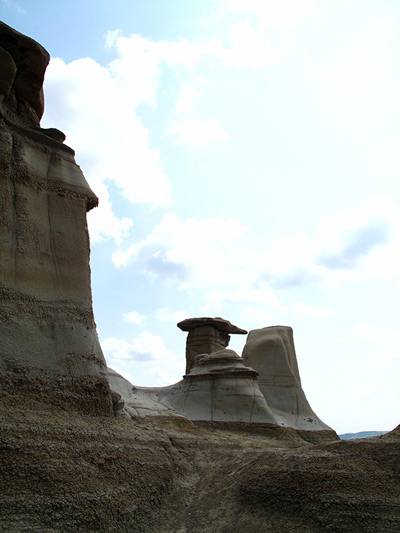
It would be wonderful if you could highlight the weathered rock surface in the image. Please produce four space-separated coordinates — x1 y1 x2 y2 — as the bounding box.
158 349 281 424
242 326 331 431
0 21 111 413
1 394 400 533
0 21 49 127
108 367 182 419
178 317 247 373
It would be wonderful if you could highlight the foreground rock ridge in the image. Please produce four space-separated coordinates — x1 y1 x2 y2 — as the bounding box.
1 23 399 533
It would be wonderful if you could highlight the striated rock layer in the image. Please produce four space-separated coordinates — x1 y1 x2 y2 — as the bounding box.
178 317 247 374
242 325 331 431
1 395 400 533
151 349 279 424
0 21 111 413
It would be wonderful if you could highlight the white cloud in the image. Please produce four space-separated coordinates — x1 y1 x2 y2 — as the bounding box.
107 32 161 107
217 0 317 69
102 331 182 386
309 16 398 143
87 182 132 245
203 288 286 323
168 117 229 150
112 199 400 315
42 10 315 245
315 198 400 286
351 323 396 344
172 82 204 114
368 137 400 180
112 213 249 288
223 0 317 30
44 56 173 206
218 21 287 69
291 301 334 321
42 48 172 245
123 311 146 326
155 308 189 323
103 331 176 363
236 307 274 327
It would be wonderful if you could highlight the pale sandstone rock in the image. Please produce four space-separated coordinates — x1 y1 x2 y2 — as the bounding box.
0 22 111 413
107 367 183 419
110 321 332 430
178 316 247 373
110 350 282 424
242 326 332 431
158 348 280 423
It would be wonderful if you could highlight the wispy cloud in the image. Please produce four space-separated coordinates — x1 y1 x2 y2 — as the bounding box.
291 301 334 321
102 331 181 386
123 311 146 326
318 219 390 270
168 116 229 150
155 308 189 323
112 199 400 316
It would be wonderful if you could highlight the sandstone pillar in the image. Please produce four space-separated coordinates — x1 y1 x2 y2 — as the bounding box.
242 326 332 431
0 22 111 413
177 317 247 374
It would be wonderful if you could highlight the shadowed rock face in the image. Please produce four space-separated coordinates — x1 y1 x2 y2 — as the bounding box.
0 22 111 413
242 326 332 431
178 316 247 373
0 21 49 127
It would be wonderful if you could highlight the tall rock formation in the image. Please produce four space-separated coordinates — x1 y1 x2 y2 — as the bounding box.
0 22 111 413
158 348 280 423
111 318 334 433
178 316 247 374
242 326 331 431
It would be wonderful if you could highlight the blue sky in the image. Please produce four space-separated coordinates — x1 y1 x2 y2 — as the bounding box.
2 0 400 433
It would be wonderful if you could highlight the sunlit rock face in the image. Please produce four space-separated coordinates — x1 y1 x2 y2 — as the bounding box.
0 22 111 413
242 326 332 431
158 349 280 423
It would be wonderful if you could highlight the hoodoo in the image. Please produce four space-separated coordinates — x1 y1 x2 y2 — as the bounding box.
0 21 111 413
177 316 247 373
242 326 332 431
110 316 334 432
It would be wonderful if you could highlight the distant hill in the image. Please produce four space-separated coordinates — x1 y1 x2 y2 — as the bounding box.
339 431 388 440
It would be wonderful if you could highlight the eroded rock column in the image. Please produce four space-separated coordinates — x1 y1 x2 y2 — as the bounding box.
242 326 332 431
177 317 247 374
0 22 111 414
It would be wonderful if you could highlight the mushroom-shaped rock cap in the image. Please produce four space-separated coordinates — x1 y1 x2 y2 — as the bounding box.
177 317 247 334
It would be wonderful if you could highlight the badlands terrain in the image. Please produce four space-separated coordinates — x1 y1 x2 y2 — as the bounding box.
0 21 399 532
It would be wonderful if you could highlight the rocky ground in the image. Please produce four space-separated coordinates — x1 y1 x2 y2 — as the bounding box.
1 392 399 533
